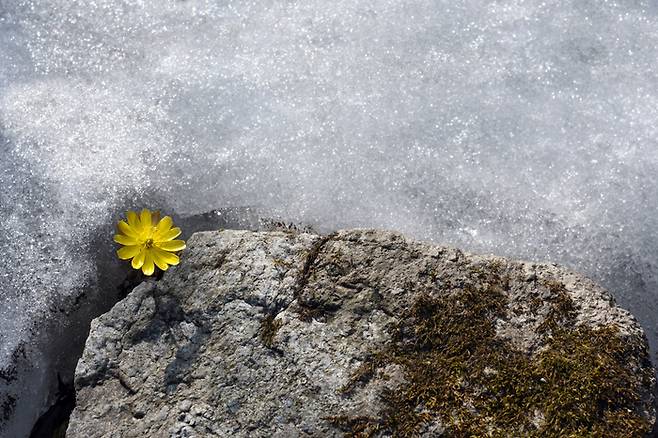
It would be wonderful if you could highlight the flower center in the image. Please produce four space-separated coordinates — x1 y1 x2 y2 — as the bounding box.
145 238 154 248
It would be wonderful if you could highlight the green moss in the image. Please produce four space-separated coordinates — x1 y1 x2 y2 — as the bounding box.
329 268 652 437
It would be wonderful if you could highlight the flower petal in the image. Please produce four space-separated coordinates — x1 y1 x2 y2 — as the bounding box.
155 227 181 242
117 220 137 237
151 248 170 271
140 209 152 228
132 248 145 269
156 240 186 252
126 210 141 229
154 216 173 239
113 234 138 246
142 250 155 276
117 245 141 260
152 247 180 266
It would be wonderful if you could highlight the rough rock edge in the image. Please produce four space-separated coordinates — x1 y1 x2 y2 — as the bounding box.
67 229 657 437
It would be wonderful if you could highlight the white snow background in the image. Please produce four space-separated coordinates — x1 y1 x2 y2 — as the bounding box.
1 0 657 435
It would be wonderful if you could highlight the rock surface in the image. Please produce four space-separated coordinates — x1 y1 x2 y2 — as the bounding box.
67 229 656 437
0 207 269 438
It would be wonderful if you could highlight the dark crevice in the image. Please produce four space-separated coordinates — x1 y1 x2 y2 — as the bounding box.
293 233 338 322
29 374 75 438
293 233 337 298
29 269 145 438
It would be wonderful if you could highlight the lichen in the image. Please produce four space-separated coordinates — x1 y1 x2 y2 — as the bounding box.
329 266 652 437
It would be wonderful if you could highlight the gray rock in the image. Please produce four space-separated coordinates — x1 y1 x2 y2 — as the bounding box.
0 206 266 437
67 229 656 437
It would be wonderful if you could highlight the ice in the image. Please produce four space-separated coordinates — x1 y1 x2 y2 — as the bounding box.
1 0 658 434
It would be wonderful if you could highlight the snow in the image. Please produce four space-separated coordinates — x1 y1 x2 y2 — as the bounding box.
1 0 658 434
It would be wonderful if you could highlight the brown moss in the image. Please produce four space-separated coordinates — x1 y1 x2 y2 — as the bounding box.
295 304 328 323
339 358 382 394
325 415 382 437
259 313 282 349
330 270 652 437
536 279 578 335
272 258 293 269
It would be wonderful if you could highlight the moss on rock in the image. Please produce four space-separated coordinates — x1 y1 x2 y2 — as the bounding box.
259 313 282 349
331 267 653 437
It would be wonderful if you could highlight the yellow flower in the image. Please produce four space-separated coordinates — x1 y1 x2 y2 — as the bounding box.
114 208 186 276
